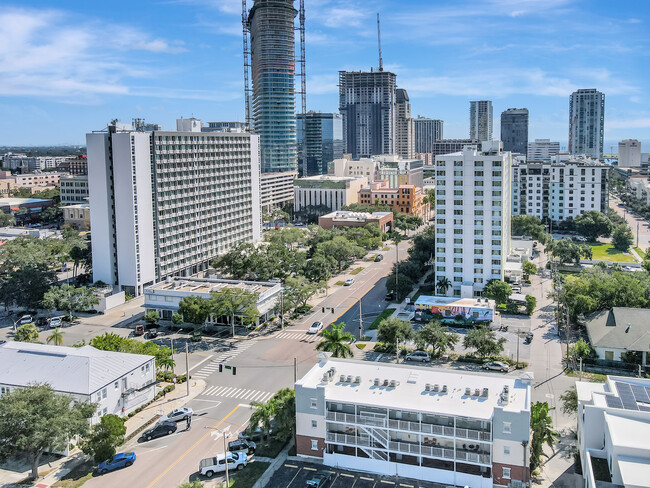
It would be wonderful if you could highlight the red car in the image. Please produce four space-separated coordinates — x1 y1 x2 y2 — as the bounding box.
134 324 145 336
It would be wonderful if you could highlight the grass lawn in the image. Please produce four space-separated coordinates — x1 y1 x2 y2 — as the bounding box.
350 267 365 275
227 461 271 488
355 343 367 350
369 308 395 330
635 247 646 259
254 438 287 459
589 242 635 263
52 461 96 488
335 280 345 286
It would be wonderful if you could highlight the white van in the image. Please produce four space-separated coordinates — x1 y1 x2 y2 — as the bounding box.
199 452 246 478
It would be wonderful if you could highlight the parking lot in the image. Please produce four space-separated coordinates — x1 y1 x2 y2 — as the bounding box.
269 461 456 488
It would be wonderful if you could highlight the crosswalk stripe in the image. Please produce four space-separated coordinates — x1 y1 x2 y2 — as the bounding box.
225 388 240 397
203 386 216 395
212 386 227 396
235 390 248 398
251 391 265 401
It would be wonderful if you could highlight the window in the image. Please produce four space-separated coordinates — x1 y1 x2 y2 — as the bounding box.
311 440 319 451
102 388 107 399
605 351 614 361
114 381 119 390
503 422 511 434
502 467 511 479
310 398 317 409
311 420 317 428
504 446 511 456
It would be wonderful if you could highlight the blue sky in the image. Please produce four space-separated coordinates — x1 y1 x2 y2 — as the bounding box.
0 0 649 150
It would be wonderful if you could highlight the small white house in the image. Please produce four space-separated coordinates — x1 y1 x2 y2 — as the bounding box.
585 308 650 366
0 341 156 425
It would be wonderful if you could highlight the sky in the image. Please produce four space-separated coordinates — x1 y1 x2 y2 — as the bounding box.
0 0 649 150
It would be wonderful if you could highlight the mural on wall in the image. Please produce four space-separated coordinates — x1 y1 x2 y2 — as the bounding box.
414 302 493 323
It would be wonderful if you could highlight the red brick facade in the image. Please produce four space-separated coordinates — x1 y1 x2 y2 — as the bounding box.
296 434 325 457
492 462 529 486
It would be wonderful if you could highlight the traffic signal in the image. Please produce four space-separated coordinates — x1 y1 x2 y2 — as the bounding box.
219 364 223 373
332 307 335 314
322 307 325 313
232 367 237 375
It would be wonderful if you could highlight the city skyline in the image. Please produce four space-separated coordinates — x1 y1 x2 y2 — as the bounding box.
0 0 649 149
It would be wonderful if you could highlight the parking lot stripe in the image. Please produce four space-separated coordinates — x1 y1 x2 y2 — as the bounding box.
284 464 298 468
340 473 354 477
380 481 394 485
400 484 413 487
304 467 317 471
360 477 374 481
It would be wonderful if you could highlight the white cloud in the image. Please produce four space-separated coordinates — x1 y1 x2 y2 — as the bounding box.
608 118 650 129
0 7 189 101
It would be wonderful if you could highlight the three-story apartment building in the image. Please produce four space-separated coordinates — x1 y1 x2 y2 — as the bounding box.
296 359 532 488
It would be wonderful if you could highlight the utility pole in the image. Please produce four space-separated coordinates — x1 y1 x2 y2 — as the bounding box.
395 338 399 364
359 300 363 339
280 291 284 329
293 357 297 383
637 221 640 249
185 342 190 396
516 331 520 369
223 432 230 486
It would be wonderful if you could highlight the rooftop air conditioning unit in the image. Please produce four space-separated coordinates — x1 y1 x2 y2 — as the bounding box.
441 385 448 393
474 388 480 396
374 378 380 386
383 379 389 387
390 379 397 388
425 383 431 391
346 375 353 383
340 375 346 383
433 384 440 392
465 387 471 396
322 373 329 382
482 388 489 397
354 376 361 384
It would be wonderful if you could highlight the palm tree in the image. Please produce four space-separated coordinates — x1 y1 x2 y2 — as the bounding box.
436 277 452 295
530 401 559 471
316 323 355 358
46 327 64 346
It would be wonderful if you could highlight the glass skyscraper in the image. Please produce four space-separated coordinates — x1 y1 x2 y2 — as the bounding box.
500 108 529 155
248 0 297 173
297 112 344 176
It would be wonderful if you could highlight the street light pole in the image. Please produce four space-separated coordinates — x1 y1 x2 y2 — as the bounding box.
185 342 190 396
359 300 363 340
223 432 230 487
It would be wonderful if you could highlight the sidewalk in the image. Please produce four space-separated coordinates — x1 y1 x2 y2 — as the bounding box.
1 379 207 488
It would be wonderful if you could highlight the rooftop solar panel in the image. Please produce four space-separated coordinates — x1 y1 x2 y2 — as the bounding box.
615 382 639 410
631 385 650 404
605 396 624 409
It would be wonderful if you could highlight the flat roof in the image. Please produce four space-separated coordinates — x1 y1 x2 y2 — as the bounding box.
321 211 392 221
618 456 650 488
605 412 650 450
0 198 53 205
297 359 530 420
146 277 279 296
0 342 153 396
414 295 494 309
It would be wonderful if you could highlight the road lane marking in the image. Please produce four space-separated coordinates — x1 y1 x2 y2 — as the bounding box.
137 445 169 455
144 404 240 488
189 355 214 372
192 402 222 413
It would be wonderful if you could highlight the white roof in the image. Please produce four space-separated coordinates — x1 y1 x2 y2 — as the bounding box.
298 359 530 420
0 342 154 396
605 412 650 450
414 295 494 309
618 456 650 488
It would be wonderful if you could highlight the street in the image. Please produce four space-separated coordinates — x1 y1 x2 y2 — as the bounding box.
610 197 650 252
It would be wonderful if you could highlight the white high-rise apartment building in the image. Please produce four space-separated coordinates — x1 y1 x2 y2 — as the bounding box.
569 89 605 159
395 88 415 159
435 142 511 298
470 101 493 142
511 157 609 222
527 139 560 162
88 120 262 296
618 139 641 167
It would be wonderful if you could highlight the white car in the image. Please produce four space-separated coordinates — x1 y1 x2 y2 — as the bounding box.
308 321 323 334
344 278 355 286
199 452 247 478
48 316 63 328
160 407 193 422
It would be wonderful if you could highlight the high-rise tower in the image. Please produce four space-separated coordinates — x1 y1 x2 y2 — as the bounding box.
500 108 529 155
569 88 604 159
338 70 397 159
395 88 415 159
248 0 298 174
470 100 493 142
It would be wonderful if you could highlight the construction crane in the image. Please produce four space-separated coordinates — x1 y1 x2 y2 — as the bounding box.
242 0 252 130
377 12 383 72
296 0 307 176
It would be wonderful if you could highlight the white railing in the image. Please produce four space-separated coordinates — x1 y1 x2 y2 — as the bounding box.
455 427 491 441
420 445 455 459
388 419 420 432
358 415 387 427
456 451 491 465
389 441 421 455
421 424 455 436
326 411 356 423
326 432 357 445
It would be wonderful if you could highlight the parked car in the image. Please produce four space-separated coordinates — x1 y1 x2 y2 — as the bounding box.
134 324 145 336
192 330 203 342
511 286 521 293
374 254 384 262
524 333 533 344
36 317 49 327
228 438 256 455
405 351 431 363
48 316 63 328
306 471 333 487
482 361 509 372
199 452 247 478
269 277 282 283
97 452 136 474
160 407 193 422
308 321 323 334
344 278 355 286
147 328 159 339
385 292 394 301
17 315 33 325
141 420 177 441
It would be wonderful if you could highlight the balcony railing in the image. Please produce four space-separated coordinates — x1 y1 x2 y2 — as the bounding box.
455 427 491 441
326 411 356 423
455 450 491 465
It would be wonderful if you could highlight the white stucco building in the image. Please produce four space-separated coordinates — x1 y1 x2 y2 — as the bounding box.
618 139 641 168
293 175 368 214
434 141 512 297
527 139 560 163
88 120 262 296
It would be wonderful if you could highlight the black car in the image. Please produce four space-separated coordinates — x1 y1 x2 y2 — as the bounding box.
385 292 394 301
141 420 177 441
374 254 384 262
228 439 256 455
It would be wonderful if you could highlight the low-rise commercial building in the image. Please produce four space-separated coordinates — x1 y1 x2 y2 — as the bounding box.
144 277 281 325
60 175 89 204
56 155 88 175
527 139 560 163
0 197 55 217
260 171 297 213
576 375 650 488
358 182 430 219
0 341 156 427
296 358 532 488
62 203 90 231
413 296 495 324
293 175 368 214
318 210 393 233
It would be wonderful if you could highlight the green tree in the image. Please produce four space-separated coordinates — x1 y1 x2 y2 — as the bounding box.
511 215 547 242
436 277 452 295
283 276 320 311
559 386 578 416
178 295 211 325
144 310 160 326
210 288 259 336
568 338 594 361
385 273 414 301
0 384 96 479
547 238 592 265
611 223 634 252
317 236 365 270
0 212 16 227
522 261 537 279
525 295 537 315
42 284 99 320
303 253 336 283
463 326 506 358
46 327 64 346
574 210 613 241
414 321 459 357
81 414 127 464
172 312 184 326
316 323 354 358
14 322 39 342
483 280 513 305
530 401 559 471
377 317 414 347
177 482 204 488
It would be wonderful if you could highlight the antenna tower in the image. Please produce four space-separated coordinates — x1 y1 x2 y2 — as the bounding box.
377 12 383 72
242 0 252 130
296 0 307 176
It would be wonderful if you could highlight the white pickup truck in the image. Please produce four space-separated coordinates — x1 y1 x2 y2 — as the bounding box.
199 452 247 478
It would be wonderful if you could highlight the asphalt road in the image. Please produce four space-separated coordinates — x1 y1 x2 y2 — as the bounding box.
336 275 390 338
610 197 650 251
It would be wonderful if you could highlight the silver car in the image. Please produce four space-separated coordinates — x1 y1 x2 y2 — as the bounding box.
160 407 193 422
405 351 431 363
